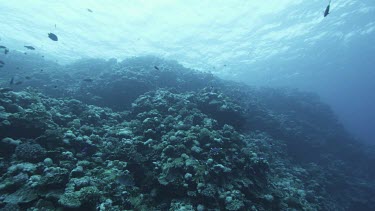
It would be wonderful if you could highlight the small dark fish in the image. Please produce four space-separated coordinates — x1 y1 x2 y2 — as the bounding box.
81 146 90 155
54 85 58 88
154 66 159 70
0 46 6 49
10 77 14 85
87 8 93 13
24 52 27 55
15 81 23 85
0 88 13 93
25 76 31 80
80 143 97 156
24 46 35 50
324 0 331 17
116 174 135 186
83 78 93 82
48 33 58 41
210 147 222 155
0 60 4 67
40 69 43 72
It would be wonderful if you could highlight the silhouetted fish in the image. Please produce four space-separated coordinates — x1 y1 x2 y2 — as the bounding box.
48 33 58 41
324 0 331 17
154 66 160 70
24 46 35 50
83 78 93 82
10 77 14 85
116 174 135 186
0 46 8 54
87 8 93 13
25 76 31 80
210 147 222 155
0 60 4 67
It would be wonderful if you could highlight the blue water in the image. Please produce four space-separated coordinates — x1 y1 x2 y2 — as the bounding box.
0 0 374 143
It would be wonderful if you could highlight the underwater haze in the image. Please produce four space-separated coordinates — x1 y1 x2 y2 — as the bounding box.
1 0 374 143
1 0 375 210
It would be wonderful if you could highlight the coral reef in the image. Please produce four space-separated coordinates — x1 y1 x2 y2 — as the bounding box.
0 56 374 210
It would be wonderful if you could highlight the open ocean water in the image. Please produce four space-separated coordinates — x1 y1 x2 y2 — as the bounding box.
0 1 374 210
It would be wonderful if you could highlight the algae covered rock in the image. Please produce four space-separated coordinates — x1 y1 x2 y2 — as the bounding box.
39 167 69 189
4 186 39 205
58 192 81 208
15 143 46 162
58 186 100 209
